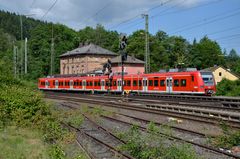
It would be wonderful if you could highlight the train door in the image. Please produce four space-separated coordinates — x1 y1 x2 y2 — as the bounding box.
101 79 105 91
45 80 49 89
55 80 59 89
166 77 173 93
142 77 148 92
117 79 122 92
70 80 73 89
82 80 86 90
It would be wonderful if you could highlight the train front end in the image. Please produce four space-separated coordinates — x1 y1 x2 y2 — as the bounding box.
200 71 216 95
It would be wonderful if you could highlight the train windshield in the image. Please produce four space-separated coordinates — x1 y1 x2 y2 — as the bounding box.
200 72 214 86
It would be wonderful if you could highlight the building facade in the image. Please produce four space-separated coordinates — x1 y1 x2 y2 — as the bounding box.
60 43 117 75
110 55 144 75
202 66 239 84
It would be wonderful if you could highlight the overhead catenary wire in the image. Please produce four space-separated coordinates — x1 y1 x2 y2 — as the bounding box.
170 8 240 34
150 0 186 19
151 0 223 19
215 34 240 41
206 25 240 36
82 1 113 25
30 0 37 8
41 0 58 20
108 0 174 30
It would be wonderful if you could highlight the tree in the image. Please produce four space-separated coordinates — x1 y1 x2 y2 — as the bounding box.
189 36 225 69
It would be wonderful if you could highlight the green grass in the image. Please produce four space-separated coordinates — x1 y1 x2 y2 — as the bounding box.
0 126 49 159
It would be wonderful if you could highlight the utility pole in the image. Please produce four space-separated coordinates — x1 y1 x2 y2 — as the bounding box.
24 37 28 74
13 45 17 78
20 15 24 77
50 24 55 76
142 14 150 73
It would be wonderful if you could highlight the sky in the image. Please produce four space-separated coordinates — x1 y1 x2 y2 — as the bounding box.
0 0 239 55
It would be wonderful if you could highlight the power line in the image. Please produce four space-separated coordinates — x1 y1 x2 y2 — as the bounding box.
151 0 223 19
108 0 173 30
30 0 37 8
83 1 113 25
170 8 240 34
150 0 186 19
41 0 58 20
207 25 240 36
215 34 240 41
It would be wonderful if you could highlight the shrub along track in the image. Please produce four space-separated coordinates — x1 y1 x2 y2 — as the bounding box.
54 100 240 159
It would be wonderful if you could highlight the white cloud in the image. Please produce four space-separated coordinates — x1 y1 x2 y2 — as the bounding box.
0 0 209 30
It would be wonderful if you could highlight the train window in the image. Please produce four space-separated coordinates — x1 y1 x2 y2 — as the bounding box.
154 80 159 87
191 76 194 82
113 81 117 86
149 80 153 86
98 81 100 86
53 80 55 86
74 81 76 86
55 81 58 86
160 80 165 86
83 81 86 86
133 80 137 86
127 80 131 86
90 81 93 86
86 82 89 86
78 81 82 86
174 79 179 87
70 81 73 86
138 80 142 86
94 81 97 86
181 79 186 87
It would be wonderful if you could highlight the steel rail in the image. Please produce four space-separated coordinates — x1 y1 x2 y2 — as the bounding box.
57 100 240 159
45 94 240 129
62 121 134 159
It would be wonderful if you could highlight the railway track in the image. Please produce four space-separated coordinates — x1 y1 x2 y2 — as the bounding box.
133 93 240 103
45 93 240 129
45 91 240 111
62 109 134 159
56 100 240 159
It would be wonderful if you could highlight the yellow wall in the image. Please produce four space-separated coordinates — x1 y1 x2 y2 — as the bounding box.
213 67 239 84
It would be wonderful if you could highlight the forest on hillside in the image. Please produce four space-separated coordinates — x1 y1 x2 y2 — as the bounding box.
0 10 240 80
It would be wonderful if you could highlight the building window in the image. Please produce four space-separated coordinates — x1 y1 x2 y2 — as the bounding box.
219 72 222 76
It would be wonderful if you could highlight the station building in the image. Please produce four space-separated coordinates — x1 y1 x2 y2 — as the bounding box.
59 43 145 76
59 43 117 75
110 55 145 75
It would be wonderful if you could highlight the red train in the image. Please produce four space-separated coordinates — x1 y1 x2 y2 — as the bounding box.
38 70 216 95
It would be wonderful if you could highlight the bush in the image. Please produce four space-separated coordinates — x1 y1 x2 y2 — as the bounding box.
216 79 240 96
119 123 200 159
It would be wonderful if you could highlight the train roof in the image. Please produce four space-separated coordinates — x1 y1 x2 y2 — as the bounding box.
39 70 204 81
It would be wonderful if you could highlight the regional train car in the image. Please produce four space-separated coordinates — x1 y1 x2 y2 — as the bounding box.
38 69 216 95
